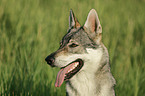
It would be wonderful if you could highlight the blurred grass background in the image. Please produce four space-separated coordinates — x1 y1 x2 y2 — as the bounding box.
0 0 145 96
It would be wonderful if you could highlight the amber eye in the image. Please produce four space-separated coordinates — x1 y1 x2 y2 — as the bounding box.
69 43 79 48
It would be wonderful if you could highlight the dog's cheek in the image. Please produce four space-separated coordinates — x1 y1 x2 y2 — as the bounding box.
54 55 68 67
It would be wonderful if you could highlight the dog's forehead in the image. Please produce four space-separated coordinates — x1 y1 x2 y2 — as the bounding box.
71 29 91 43
62 27 88 42
61 27 95 47
69 28 85 39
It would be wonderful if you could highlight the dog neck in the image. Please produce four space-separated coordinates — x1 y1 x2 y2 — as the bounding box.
66 70 96 96
66 64 115 96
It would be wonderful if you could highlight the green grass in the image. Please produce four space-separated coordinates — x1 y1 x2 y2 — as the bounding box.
0 0 145 95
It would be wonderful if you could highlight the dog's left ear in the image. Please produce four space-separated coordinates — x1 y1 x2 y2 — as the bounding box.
69 9 81 28
84 9 102 44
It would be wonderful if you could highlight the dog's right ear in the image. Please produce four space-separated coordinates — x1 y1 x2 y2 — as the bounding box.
69 9 81 29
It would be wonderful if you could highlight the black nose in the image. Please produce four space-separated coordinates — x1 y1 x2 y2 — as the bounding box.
45 54 55 67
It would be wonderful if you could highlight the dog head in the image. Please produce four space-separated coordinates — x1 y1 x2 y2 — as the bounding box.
45 9 105 87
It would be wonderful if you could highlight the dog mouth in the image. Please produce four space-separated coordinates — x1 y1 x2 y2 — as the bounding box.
55 59 84 87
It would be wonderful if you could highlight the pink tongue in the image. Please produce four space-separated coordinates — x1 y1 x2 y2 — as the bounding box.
55 63 75 87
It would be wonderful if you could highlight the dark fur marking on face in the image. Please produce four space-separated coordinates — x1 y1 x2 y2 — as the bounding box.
59 27 84 49
59 26 99 53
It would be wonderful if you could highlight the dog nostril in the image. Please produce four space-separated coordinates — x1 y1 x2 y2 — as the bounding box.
45 53 55 67
48 58 54 65
45 57 55 66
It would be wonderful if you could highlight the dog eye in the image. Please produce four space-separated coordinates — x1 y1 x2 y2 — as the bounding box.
69 43 79 48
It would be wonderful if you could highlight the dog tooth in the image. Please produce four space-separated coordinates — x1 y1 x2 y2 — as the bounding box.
75 63 78 67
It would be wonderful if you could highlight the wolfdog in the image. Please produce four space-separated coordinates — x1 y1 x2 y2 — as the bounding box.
45 9 116 96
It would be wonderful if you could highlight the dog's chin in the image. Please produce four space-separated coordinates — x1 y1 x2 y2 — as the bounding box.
55 59 84 87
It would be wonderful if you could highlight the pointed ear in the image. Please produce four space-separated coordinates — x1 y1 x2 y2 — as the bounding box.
84 9 102 44
69 9 81 28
